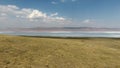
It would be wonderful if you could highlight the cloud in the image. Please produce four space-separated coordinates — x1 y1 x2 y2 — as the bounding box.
60 0 77 3
61 0 65 3
7 5 19 9
82 19 95 24
0 5 71 28
28 10 47 19
51 1 57 4
83 19 91 23
50 12 58 17
0 13 7 16
27 10 67 23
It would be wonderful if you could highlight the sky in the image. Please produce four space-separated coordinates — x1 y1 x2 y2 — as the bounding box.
0 0 120 28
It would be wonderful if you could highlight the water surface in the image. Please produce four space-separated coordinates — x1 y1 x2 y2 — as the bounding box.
1 31 120 38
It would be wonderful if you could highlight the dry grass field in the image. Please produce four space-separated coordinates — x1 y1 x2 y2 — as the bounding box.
0 35 120 68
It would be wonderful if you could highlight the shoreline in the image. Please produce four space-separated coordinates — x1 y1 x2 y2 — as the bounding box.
13 35 120 39
1 34 120 39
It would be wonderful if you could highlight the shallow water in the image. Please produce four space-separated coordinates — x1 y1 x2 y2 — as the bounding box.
1 31 120 38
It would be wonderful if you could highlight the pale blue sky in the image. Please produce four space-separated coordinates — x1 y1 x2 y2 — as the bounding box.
0 0 120 28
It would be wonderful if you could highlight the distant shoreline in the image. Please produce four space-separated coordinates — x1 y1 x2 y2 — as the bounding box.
1 34 120 39
18 35 120 39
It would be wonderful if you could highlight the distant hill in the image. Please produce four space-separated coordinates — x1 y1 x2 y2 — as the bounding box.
1 27 120 32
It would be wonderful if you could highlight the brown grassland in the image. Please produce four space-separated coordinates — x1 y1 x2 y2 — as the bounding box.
0 35 120 68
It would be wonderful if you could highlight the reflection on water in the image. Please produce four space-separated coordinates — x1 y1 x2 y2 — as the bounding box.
1 31 120 38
